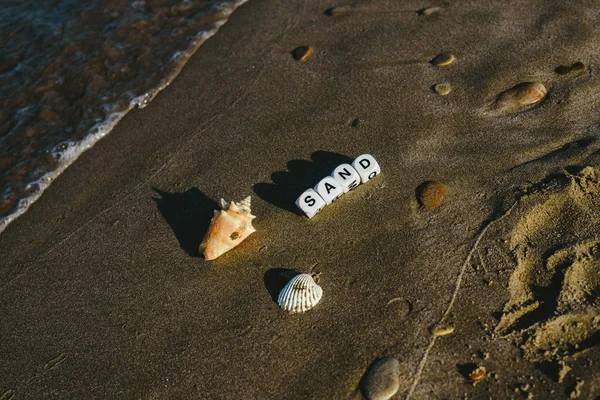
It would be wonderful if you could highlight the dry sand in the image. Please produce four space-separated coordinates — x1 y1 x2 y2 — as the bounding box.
3 0 600 398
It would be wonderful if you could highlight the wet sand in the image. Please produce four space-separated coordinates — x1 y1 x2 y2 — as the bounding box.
3 0 600 398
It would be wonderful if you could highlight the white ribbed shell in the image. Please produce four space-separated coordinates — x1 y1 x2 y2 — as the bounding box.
277 274 323 313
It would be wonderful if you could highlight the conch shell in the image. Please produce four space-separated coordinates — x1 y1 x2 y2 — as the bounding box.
200 196 256 260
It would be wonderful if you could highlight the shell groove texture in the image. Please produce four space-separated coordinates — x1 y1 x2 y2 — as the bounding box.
277 274 323 313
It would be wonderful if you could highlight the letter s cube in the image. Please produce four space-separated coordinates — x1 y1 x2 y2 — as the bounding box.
296 189 326 218
352 154 381 183
331 164 361 193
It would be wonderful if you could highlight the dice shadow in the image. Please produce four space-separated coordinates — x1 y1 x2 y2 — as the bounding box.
253 151 354 215
152 188 219 257
263 268 301 303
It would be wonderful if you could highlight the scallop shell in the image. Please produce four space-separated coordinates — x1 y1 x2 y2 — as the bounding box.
200 196 256 260
277 274 323 313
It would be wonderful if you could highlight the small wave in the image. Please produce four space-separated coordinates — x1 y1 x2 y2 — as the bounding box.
0 0 248 234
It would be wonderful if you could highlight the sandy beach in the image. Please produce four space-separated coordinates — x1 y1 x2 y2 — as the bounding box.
3 0 600 398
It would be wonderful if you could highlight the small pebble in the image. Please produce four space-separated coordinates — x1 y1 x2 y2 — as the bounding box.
432 325 455 337
431 53 455 67
434 82 452 96
469 366 486 382
361 358 401 400
418 7 441 16
494 82 547 113
325 5 352 16
292 46 313 61
418 181 447 209
555 61 584 75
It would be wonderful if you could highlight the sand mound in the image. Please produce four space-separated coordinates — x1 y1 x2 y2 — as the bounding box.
495 167 600 363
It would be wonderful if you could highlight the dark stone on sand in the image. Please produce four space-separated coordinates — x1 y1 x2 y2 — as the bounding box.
417 181 447 209
494 82 547 113
361 357 400 400
325 5 352 16
418 7 441 16
292 46 313 61
555 62 585 75
431 53 455 67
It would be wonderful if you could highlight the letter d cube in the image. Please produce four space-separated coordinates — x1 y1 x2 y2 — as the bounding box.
296 189 326 218
352 154 381 183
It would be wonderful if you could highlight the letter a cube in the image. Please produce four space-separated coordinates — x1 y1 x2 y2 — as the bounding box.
314 176 344 204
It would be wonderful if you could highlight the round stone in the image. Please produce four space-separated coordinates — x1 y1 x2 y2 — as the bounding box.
431 53 455 67
419 7 441 16
418 181 447 209
494 82 547 113
434 82 452 96
432 325 455 336
325 5 352 16
361 358 400 400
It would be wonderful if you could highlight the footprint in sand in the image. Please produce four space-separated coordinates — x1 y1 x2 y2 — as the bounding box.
494 167 600 363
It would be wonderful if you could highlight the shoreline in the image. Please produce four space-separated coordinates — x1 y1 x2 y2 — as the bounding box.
0 0 248 235
3 0 600 398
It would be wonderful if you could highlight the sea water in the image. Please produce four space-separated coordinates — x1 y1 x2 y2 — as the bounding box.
0 0 247 233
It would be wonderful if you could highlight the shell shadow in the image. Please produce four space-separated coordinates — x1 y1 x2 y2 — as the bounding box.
152 188 218 257
253 151 354 215
263 268 300 303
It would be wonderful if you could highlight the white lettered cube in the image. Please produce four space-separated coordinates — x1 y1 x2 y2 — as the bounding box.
352 154 381 183
331 164 361 193
296 189 326 218
314 176 344 204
